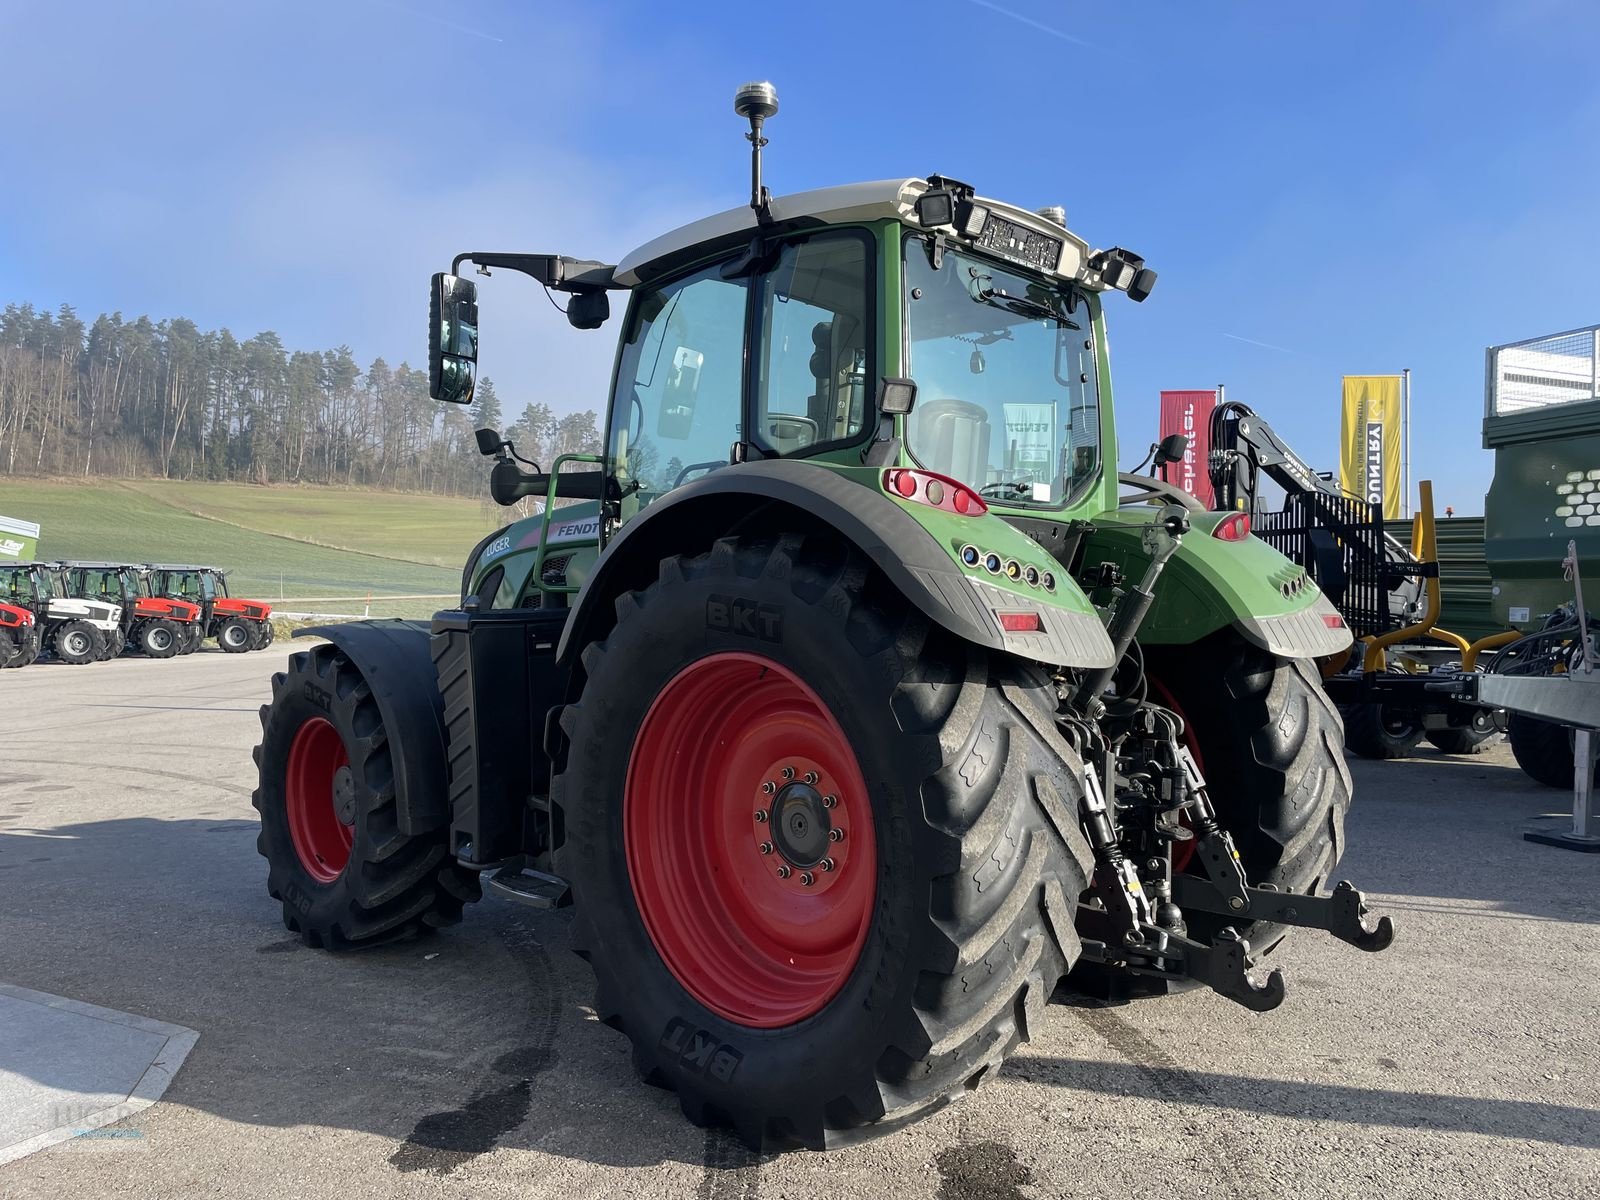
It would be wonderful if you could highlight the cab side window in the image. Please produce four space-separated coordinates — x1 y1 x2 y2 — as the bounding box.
609 264 748 503
755 232 872 454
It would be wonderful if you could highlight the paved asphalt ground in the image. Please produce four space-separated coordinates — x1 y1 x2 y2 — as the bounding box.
1 647 1596 1199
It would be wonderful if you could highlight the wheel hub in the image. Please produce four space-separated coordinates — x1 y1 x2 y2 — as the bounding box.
769 782 829 866
333 765 357 826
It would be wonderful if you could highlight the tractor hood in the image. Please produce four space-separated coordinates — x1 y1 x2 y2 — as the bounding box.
215 598 272 621
137 597 201 622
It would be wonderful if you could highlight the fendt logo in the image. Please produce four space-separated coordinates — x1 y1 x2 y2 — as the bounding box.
1364 420 1384 507
659 1018 742 1083
706 595 783 643
549 517 601 543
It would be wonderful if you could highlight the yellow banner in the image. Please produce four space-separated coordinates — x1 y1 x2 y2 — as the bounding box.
1339 375 1403 519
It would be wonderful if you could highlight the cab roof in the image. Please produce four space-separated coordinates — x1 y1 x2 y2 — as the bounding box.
614 177 1092 289
145 564 226 573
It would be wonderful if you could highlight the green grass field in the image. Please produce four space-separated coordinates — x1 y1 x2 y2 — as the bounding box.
0 478 505 617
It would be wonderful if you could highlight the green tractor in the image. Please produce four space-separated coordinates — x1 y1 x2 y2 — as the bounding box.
254 85 1391 1148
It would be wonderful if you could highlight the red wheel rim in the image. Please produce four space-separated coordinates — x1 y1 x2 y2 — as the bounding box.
625 651 877 1029
285 716 353 883
1148 675 1201 874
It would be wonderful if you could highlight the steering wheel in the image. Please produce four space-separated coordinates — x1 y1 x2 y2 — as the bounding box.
674 460 727 487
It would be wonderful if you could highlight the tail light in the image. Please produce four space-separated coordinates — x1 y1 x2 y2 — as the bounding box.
1212 512 1251 542
881 469 987 516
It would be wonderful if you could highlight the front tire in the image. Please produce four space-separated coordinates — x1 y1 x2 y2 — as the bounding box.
138 618 181 659
553 535 1092 1148
253 644 481 947
177 623 203 654
218 617 254 652
53 621 101 665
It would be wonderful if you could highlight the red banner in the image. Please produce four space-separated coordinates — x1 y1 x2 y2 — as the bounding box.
1158 390 1217 507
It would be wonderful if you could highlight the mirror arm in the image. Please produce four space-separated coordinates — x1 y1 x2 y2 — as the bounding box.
452 252 619 292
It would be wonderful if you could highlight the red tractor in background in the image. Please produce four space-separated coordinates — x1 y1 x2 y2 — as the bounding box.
144 564 274 652
58 562 204 658
0 601 40 668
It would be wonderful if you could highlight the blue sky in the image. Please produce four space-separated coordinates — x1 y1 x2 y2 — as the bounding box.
2 0 1597 511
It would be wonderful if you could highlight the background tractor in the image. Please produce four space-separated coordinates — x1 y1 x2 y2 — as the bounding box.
0 600 39 668
0 560 121 665
58 561 202 659
253 85 1391 1149
145 564 273 652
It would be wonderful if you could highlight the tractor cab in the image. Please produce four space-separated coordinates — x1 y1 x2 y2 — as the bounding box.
432 153 1153 568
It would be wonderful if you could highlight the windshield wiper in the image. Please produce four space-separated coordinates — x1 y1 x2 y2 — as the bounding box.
974 284 1080 329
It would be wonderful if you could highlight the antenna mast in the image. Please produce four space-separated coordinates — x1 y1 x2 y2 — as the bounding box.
733 81 779 223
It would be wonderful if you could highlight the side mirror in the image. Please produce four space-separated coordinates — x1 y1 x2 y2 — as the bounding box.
474 427 506 457
429 273 479 404
1154 432 1189 469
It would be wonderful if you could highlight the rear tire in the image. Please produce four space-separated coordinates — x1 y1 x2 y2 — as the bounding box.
554 535 1093 1148
53 621 101 665
1143 638 1352 958
138 619 181 659
1342 701 1425 760
218 618 253 653
1507 714 1585 788
253 644 482 947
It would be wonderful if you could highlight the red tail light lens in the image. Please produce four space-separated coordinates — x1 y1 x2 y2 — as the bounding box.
1212 512 1251 541
1322 613 1347 629
881 469 987 516
996 611 1044 633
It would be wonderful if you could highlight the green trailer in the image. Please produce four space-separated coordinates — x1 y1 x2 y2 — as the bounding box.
1484 324 1600 630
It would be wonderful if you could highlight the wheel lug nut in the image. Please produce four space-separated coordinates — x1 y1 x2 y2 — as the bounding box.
759 842 773 855
782 766 795 780
776 864 791 879
754 810 768 823
820 858 835 872
800 872 815 886
822 795 837 809
828 828 844 842
761 781 777 795
803 771 818 784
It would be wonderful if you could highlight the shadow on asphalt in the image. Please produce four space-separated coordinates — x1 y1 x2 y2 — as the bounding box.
1 745 1595 1181
0 811 765 1179
1339 746 1599 925
1003 1054 1600 1148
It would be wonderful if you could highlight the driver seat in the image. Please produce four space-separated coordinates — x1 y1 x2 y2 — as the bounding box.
910 399 991 482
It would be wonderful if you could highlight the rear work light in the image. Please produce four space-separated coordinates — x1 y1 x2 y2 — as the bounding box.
881 469 987 516
1212 512 1251 542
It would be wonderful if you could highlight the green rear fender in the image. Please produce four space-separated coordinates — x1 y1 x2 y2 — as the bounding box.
557 460 1116 670
1082 510 1352 659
